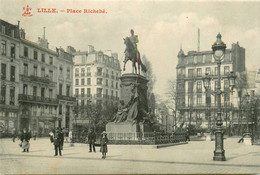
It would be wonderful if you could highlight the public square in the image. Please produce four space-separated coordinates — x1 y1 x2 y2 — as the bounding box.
1 137 260 174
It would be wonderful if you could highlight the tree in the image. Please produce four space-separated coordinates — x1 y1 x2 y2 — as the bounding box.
142 55 156 116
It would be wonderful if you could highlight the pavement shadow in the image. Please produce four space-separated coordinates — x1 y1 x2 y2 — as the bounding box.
1 153 259 168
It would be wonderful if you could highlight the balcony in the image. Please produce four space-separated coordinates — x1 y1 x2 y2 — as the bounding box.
57 95 76 102
20 75 54 84
18 94 58 105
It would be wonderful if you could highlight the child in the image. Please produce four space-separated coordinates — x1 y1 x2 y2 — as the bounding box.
100 131 108 159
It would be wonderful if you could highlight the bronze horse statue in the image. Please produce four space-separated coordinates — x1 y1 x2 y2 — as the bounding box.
123 37 147 74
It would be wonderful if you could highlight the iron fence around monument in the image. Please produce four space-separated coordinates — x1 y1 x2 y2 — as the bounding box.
107 132 186 145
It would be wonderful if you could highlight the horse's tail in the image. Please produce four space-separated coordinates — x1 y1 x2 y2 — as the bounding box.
138 54 147 73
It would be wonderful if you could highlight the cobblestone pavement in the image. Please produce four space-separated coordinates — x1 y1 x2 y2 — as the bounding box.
1 137 260 174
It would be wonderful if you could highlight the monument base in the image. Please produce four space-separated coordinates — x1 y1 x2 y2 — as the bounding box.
244 137 252 145
106 122 153 141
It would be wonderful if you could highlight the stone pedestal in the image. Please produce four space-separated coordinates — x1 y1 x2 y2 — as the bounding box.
244 137 252 145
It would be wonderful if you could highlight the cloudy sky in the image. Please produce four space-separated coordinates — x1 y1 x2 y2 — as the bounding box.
1 0 260 99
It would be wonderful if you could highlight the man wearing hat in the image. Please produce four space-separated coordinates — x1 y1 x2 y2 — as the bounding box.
100 131 108 159
88 129 96 152
53 128 63 156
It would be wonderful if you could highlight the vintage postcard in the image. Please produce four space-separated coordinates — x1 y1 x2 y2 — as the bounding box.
0 0 260 174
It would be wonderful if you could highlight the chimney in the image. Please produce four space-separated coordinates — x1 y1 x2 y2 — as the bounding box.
88 45 94 53
197 28 200 52
17 21 20 29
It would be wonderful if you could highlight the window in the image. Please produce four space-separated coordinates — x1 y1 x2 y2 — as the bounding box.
49 56 53 65
87 67 91 76
116 82 118 89
11 44 15 58
1 64 6 80
75 79 79 85
188 95 193 106
106 79 108 86
87 88 91 97
97 78 102 85
11 30 14 37
59 66 63 75
87 78 91 85
188 69 193 78
97 88 102 97
224 53 231 62
59 84 63 96
1 25 5 34
215 67 218 75
1 85 6 104
66 85 70 96
224 66 230 75
23 84 28 95
75 89 79 96
188 81 193 92
97 67 102 76
59 104 62 115
41 54 45 62
49 70 53 80
34 50 38 60
197 68 202 77
10 66 15 82
81 88 85 96
197 94 202 105
49 89 53 98
111 81 114 88
111 90 114 97
205 67 211 75
67 68 70 79
10 87 15 105
33 65 37 76
81 100 84 106
41 67 45 77
187 56 194 64
80 78 84 85
33 86 37 96
24 46 28 57
75 68 79 77
81 68 85 76
1 40 6 56
23 64 28 76
197 81 202 92
214 80 218 91
224 93 230 103
116 91 118 97
224 80 229 90
41 88 45 98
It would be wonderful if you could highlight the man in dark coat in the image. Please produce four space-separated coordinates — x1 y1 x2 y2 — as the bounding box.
88 129 96 152
53 128 63 156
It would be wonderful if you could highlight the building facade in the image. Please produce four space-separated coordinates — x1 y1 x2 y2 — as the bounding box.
0 19 75 136
71 45 121 128
176 42 245 132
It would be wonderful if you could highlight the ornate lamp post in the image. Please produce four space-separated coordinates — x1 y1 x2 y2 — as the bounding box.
202 33 231 161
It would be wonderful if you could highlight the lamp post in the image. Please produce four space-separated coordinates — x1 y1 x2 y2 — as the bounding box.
202 33 236 161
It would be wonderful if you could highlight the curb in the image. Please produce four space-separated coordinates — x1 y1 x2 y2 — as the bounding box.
156 142 188 149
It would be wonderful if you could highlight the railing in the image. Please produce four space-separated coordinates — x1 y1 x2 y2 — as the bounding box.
57 95 76 101
107 132 186 145
18 94 58 104
20 75 53 84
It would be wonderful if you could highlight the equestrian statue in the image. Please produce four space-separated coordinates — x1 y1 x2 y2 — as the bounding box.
123 29 147 74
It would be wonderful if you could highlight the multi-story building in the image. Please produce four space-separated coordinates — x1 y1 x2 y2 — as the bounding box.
0 19 75 136
71 45 121 128
0 20 20 135
176 42 245 131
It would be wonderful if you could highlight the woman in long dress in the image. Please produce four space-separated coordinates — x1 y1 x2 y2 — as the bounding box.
20 128 31 152
100 131 108 159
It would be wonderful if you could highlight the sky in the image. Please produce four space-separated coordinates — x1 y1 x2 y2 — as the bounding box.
1 0 260 100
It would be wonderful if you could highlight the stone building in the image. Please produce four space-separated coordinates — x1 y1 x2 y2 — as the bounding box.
0 19 75 136
71 45 121 129
176 42 245 131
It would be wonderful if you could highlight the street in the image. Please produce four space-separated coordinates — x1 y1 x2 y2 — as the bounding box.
1 137 260 174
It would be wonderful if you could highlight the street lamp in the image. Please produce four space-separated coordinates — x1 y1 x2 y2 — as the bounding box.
203 33 227 161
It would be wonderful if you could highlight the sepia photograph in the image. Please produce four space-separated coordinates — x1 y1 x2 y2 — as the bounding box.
0 0 260 174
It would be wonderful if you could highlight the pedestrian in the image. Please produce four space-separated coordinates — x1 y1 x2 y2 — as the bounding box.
33 130 37 140
53 128 62 156
88 129 96 153
60 128 64 150
100 131 108 159
185 129 190 142
49 130 54 143
20 128 31 152
12 128 16 142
